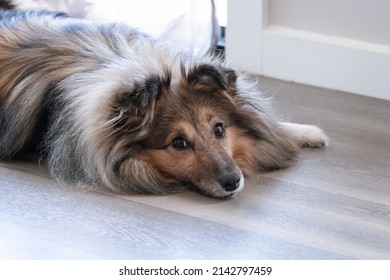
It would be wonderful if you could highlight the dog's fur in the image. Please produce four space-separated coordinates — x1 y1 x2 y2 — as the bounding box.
0 9 329 198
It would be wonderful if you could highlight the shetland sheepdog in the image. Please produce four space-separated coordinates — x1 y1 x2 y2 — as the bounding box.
0 9 329 198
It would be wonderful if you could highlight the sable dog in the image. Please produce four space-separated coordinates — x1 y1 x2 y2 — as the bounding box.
0 10 328 198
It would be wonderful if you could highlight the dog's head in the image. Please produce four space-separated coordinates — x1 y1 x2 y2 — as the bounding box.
109 63 261 198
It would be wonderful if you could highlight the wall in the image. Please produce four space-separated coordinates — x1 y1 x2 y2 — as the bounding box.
226 0 390 100
269 0 390 45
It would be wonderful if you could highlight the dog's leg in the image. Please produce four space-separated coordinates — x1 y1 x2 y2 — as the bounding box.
279 122 329 148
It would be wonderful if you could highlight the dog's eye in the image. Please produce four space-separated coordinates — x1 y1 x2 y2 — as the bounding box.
172 137 189 149
214 123 225 138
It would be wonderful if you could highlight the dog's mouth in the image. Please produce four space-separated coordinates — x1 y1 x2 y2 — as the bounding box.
183 180 241 200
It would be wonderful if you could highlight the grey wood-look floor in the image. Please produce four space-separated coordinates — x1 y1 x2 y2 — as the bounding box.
1 76 389 260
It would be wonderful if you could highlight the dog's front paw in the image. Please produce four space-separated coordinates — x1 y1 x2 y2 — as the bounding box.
300 125 329 148
280 122 330 148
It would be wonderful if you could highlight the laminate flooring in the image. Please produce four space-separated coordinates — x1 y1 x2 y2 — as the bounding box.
1 76 389 259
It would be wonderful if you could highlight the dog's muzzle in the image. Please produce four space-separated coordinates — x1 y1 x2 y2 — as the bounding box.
218 172 241 192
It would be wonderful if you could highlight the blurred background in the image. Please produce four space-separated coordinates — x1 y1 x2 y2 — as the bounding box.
10 0 390 100
226 0 390 101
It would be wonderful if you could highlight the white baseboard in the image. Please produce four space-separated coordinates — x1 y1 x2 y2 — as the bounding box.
262 26 390 100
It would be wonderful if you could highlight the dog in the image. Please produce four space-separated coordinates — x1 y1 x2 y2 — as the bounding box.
0 9 329 198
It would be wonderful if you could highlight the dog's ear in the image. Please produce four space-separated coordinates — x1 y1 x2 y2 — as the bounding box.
223 68 238 98
112 75 170 132
127 77 163 109
118 73 170 110
187 64 237 97
188 64 227 91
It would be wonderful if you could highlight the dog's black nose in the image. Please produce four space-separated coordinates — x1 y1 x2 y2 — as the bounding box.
219 173 241 191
